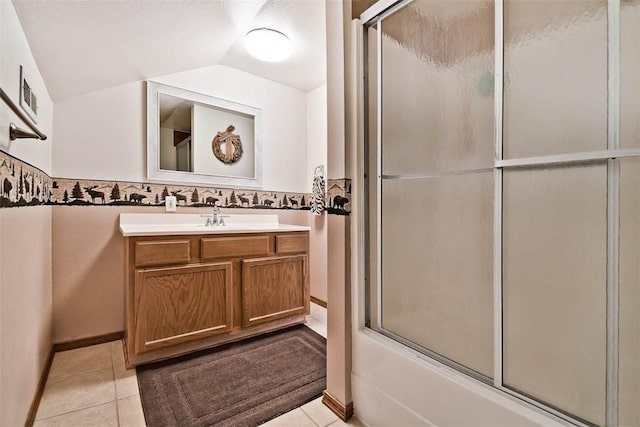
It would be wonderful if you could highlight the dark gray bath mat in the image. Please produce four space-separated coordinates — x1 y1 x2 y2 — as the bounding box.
136 325 326 427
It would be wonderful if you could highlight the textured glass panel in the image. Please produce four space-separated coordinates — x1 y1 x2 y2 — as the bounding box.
381 0 494 175
621 0 640 149
619 157 640 426
503 165 607 425
503 0 607 158
381 172 493 377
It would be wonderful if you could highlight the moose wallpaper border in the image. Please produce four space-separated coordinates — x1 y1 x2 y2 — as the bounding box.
0 150 351 214
0 151 52 207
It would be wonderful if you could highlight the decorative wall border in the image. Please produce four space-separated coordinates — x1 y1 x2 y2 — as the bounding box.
50 178 312 211
0 150 351 214
0 151 52 207
326 178 351 216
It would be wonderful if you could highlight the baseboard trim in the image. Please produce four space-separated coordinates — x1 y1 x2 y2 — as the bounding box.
310 296 327 308
322 390 354 422
53 331 124 352
24 347 54 427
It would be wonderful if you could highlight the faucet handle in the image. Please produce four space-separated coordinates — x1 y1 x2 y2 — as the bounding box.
218 214 230 227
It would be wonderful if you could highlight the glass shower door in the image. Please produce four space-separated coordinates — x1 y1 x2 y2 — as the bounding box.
363 0 640 424
377 0 496 380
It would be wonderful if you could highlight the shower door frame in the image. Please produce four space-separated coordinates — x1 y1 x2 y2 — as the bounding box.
359 1 640 426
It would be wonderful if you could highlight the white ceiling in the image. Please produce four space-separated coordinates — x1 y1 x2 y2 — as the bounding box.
11 0 327 101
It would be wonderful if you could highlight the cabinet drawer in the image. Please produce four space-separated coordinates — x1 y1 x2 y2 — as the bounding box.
201 236 270 260
135 240 190 267
275 234 308 254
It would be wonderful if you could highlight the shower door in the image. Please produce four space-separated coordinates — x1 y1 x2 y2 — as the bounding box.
362 0 639 426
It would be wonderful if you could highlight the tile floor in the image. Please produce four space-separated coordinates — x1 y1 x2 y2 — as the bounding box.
34 303 362 427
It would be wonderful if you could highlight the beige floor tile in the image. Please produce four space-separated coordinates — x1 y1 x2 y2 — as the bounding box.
112 340 125 367
115 367 139 399
305 317 327 338
36 368 116 420
48 342 113 382
33 402 118 427
118 394 147 427
37 321 331 426
309 303 327 323
300 397 338 427
301 397 339 427
260 408 317 427
112 339 140 398
329 416 367 427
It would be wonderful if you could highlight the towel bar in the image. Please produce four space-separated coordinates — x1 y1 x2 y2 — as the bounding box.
0 86 47 141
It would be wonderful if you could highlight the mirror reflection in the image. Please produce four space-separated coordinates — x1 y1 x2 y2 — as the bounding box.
159 94 193 172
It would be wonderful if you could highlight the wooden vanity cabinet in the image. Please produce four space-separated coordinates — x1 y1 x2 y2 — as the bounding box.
242 255 307 327
133 262 233 354
124 231 309 367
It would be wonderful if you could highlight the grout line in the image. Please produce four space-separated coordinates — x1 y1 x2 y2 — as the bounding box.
42 365 115 386
112 341 122 427
299 407 321 427
35 401 117 423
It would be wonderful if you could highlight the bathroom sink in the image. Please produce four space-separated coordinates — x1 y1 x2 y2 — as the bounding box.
118 213 309 236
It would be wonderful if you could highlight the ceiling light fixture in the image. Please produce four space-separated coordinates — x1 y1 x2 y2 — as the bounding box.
245 28 292 62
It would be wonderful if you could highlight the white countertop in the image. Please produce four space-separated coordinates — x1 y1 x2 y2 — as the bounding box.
119 213 310 237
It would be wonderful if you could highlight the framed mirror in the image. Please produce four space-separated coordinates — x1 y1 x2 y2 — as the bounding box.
147 81 262 188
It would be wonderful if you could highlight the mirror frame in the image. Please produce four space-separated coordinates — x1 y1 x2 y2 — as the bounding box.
147 81 263 188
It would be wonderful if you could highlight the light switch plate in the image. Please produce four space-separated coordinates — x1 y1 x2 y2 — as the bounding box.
165 196 177 212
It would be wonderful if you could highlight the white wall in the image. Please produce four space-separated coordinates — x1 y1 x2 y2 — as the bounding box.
0 0 53 174
54 65 308 193
159 127 176 170
306 85 327 193
0 2 53 426
53 80 145 181
192 103 255 178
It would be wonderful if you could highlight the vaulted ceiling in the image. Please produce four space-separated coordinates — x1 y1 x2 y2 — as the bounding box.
12 0 327 101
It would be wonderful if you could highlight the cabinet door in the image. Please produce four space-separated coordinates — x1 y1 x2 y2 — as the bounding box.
241 255 308 328
134 262 233 354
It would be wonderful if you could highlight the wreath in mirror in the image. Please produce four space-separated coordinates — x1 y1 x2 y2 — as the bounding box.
212 125 243 164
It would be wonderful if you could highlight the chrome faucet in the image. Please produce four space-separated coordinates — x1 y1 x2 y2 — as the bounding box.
203 206 228 227
211 206 221 226
210 206 229 226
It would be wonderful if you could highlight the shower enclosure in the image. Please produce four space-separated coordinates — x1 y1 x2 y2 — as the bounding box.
361 1 639 425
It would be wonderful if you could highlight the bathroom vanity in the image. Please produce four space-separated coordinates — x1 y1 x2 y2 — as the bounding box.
119 214 310 367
